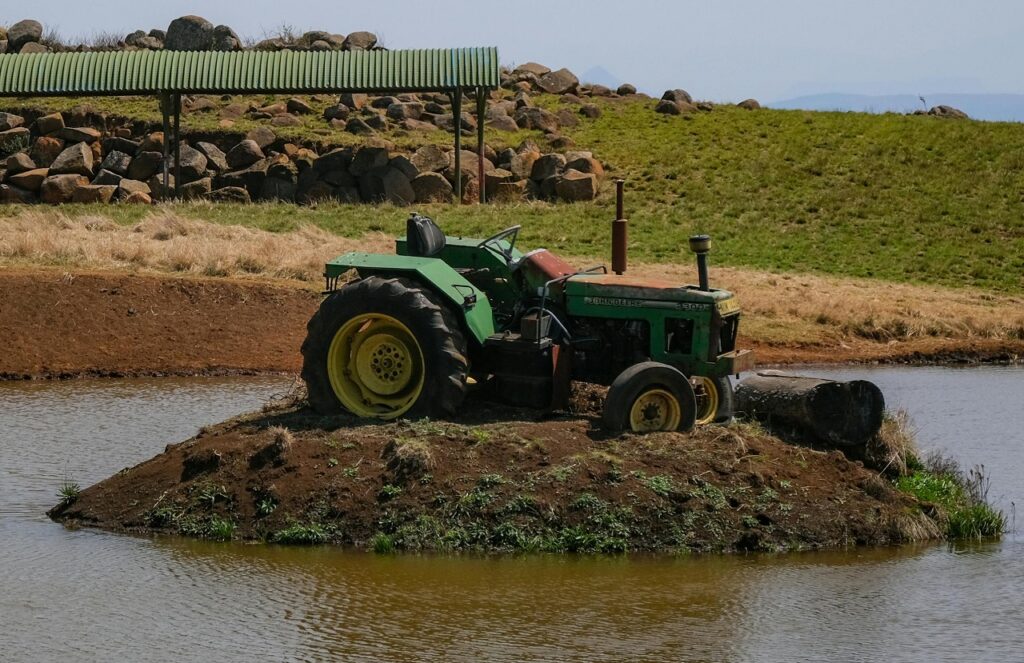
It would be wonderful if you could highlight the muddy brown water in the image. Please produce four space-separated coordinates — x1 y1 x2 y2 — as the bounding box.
1 368 1021 662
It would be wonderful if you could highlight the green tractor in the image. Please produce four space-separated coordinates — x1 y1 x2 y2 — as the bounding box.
301 195 754 433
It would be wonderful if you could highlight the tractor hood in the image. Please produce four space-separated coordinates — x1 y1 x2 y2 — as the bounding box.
564 274 740 315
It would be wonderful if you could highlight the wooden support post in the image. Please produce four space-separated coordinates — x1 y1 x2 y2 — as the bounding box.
476 86 486 204
451 90 462 203
160 92 171 194
172 92 182 199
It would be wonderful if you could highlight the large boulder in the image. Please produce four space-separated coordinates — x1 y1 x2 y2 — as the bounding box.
0 128 31 156
127 151 164 181
225 140 264 169
411 172 454 203
340 93 368 110
410 144 450 173
536 68 579 95
180 177 214 201
488 115 519 132
5 152 36 175
116 179 151 199
514 62 551 77
662 89 693 104
381 168 415 205
386 102 424 121
92 169 123 186
509 150 540 180
349 145 390 177
0 112 24 132
0 183 37 204
617 83 637 96
245 127 277 150
35 113 65 136
19 42 49 54
103 136 140 156
71 185 118 204
929 105 968 119
220 158 270 195
737 98 761 110
555 169 598 201
60 127 101 144
565 155 605 178
40 174 89 204
99 151 132 176
212 25 240 51
195 142 229 172
530 153 566 181
207 186 251 204
49 143 94 177
165 15 215 51
8 168 49 191
514 107 560 133
342 31 377 51
30 137 65 167
7 20 43 53
177 144 208 181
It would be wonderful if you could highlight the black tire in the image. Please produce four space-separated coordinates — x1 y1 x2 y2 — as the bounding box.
692 374 735 425
301 276 468 418
602 361 697 433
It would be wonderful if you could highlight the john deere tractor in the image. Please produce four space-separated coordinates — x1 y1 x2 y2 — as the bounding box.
301 192 754 433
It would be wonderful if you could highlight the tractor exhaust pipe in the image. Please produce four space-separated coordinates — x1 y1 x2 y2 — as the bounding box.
689 234 711 291
611 179 627 275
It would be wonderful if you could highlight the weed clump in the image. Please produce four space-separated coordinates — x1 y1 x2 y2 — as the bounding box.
896 454 1005 540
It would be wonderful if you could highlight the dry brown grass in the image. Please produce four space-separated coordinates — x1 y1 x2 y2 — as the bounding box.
626 261 1024 345
0 208 391 284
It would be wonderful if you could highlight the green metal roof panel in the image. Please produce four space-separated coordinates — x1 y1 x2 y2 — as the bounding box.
0 47 499 96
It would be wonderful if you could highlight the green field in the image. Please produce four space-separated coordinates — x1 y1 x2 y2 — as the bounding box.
6 94 1024 292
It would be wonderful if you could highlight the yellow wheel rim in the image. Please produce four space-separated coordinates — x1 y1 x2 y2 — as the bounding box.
326 313 425 419
691 376 719 425
629 388 682 432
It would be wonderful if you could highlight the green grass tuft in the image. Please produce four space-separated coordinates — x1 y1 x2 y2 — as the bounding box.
272 522 331 545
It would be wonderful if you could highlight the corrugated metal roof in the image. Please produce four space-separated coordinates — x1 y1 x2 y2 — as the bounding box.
0 47 500 96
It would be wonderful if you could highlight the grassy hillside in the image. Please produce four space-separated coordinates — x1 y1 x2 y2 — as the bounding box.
5 93 1024 292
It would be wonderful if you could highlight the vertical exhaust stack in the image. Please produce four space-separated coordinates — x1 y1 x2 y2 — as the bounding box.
689 234 711 291
611 179 628 275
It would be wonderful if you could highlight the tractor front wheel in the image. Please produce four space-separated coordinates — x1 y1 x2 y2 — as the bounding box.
690 375 735 425
301 277 468 419
603 362 697 434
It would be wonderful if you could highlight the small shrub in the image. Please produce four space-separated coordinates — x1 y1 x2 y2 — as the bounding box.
256 497 277 516
208 517 236 541
370 533 395 554
378 484 403 501
644 475 674 498
57 481 81 506
273 523 330 545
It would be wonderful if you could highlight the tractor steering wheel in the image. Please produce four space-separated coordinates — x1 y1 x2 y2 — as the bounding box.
477 225 522 266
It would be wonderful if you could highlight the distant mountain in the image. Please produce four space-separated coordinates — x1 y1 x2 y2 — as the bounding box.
769 93 1024 122
580 66 623 90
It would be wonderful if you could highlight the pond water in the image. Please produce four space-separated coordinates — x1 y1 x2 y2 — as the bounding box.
0 368 1021 662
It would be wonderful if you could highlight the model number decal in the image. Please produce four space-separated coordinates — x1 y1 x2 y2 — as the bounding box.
584 296 710 311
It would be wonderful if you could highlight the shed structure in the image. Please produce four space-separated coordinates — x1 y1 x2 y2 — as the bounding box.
0 47 501 202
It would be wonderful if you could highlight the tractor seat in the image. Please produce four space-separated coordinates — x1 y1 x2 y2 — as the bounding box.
406 214 446 258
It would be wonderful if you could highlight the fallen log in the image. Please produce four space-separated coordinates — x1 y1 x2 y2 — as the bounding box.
734 371 885 447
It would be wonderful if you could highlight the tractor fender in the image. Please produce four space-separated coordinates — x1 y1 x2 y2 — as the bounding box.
324 252 495 344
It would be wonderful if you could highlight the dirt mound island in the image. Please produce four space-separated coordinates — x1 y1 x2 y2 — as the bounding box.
51 394 942 554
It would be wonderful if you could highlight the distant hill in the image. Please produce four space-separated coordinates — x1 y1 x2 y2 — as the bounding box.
580 66 623 90
769 93 1024 123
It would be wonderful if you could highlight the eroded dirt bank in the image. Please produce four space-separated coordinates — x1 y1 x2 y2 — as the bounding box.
50 397 941 553
0 268 320 379
2 268 1021 380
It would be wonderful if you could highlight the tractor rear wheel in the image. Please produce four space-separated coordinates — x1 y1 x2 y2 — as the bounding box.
301 276 468 419
691 375 735 425
603 362 697 434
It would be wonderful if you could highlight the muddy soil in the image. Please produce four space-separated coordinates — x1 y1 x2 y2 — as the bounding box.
3 269 1020 381
50 393 941 554
0 268 320 379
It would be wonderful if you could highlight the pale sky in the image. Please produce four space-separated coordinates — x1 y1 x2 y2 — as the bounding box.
2 1 1019 102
